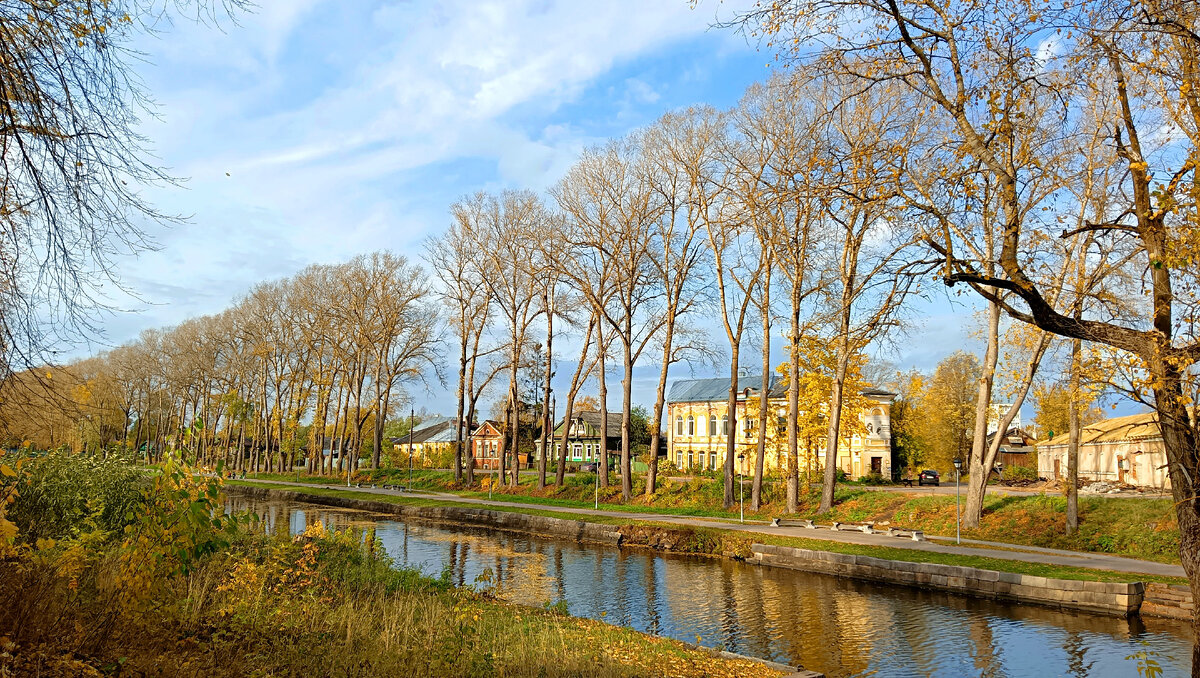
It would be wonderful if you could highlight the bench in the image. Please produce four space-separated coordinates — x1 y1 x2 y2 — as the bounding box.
770 518 816 529
832 521 876 534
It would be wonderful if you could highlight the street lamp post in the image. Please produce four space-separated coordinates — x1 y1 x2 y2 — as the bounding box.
737 452 745 524
595 449 600 510
408 407 414 491
953 458 963 544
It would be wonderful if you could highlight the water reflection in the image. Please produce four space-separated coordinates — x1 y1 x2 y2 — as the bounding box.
228 496 1192 678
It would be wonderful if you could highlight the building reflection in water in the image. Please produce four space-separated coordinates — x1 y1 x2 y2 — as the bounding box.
225 497 1192 678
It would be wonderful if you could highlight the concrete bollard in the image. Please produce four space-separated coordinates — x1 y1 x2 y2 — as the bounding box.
911 530 925 542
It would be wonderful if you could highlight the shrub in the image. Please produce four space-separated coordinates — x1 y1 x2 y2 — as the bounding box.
5 449 147 544
1001 464 1038 482
859 472 891 486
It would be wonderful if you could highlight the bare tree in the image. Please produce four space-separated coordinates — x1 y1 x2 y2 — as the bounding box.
640 107 721 497
554 138 666 500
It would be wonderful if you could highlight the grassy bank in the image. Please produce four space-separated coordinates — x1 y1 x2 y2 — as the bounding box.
230 480 1190 587
248 468 1182 565
0 526 774 678
0 452 777 678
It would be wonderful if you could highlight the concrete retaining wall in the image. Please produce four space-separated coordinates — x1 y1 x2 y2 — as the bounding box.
226 485 623 546
750 544 1144 617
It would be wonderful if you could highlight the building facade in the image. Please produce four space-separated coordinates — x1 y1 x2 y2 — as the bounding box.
535 411 622 466
1037 412 1172 489
665 375 896 480
390 416 459 464
469 420 505 471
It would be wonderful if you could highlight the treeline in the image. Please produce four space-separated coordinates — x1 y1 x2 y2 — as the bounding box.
6 2 1200 548
0 253 439 475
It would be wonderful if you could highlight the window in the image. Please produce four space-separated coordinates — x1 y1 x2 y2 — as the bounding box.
721 416 728 436
572 443 582 460
687 451 694 468
686 415 695 436
777 415 787 431
676 451 682 467
709 416 717 436
675 416 683 436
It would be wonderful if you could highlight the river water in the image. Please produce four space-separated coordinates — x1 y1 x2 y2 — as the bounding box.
227 496 1193 677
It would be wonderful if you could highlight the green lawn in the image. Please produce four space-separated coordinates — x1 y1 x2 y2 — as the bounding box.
244 468 1183 566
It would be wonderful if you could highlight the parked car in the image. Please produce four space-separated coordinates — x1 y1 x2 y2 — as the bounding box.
581 461 600 473
917 469 940 486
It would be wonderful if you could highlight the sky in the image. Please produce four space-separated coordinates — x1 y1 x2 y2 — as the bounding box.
82 0 1049 423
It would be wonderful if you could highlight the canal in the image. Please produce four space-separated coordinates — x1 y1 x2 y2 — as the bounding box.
228 496 1192 677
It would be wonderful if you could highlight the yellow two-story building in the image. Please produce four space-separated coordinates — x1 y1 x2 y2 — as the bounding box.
665 375 895 479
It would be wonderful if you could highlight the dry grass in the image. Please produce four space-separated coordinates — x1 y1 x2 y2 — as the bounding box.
0 525 778 678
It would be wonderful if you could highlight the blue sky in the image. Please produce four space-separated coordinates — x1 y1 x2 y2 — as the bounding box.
90 0 1018 420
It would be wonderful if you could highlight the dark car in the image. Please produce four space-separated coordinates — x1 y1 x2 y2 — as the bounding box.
581 461 600 473
917 469 940 486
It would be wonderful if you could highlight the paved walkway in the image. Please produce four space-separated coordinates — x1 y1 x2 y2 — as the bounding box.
241 478 1185 579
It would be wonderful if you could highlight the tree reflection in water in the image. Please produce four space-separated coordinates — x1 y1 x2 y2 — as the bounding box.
227 497 1191 678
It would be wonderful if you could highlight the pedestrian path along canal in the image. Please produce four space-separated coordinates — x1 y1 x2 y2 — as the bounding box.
228 496 1192 677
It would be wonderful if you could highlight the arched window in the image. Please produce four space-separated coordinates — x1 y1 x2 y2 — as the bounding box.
675 415 683 436
687 451 694 468
709 416 717 436
721 416 729 436
686 415 695 436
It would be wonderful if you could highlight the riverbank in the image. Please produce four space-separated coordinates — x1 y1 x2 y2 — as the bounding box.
0 452 801 678
247 469 1182 566
225 481 1192 620
0 514 792 678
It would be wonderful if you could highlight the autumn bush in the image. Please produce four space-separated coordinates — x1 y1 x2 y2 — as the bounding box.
0 454 776 677
2 449 146 544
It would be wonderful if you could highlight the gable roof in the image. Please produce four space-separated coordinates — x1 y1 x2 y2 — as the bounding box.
470 420 503 438
555 411 623 438
1040 411 1165 447
391 418 459 446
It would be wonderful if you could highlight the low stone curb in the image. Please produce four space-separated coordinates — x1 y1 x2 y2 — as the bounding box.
749 543 1144 617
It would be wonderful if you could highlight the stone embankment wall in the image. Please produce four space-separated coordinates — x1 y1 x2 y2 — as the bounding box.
227 485 623 545
1141 583 1195 620
750 544 1143 617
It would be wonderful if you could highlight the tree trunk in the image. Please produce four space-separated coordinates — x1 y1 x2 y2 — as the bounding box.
465 394 480 486
454 329 468 484
786 282 801 513
538 295 554 490
559 318 594 487
753 270 771 511
597 325 610 488
818 348 848 514
724 344 740 511
962 299 1001 528
645 319 674 498
1148 368 1200 674
619 337 634 500
1066 336 1081 534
